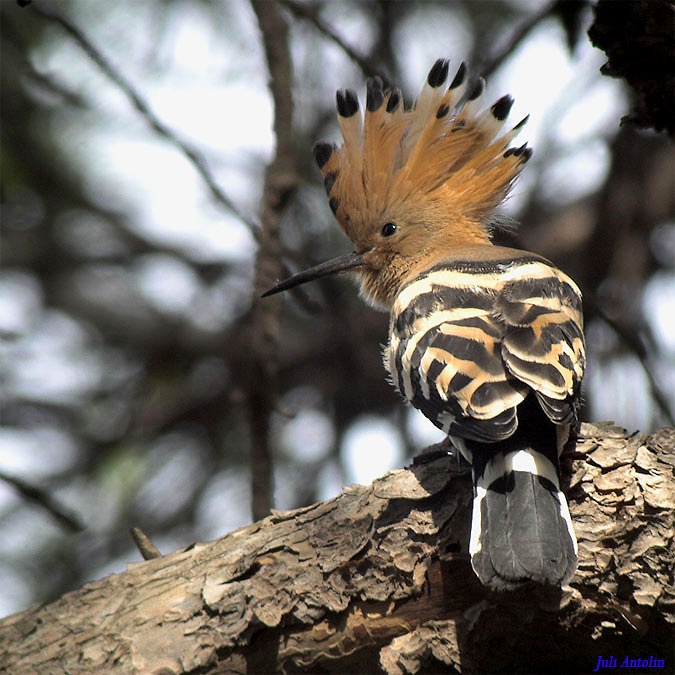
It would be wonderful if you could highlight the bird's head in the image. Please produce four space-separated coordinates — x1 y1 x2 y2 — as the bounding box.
263 59 531 309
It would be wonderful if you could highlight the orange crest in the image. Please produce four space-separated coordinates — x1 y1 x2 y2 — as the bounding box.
314 59 531 245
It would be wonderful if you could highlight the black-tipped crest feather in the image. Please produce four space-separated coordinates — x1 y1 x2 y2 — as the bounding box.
386 88 401 112
313 142 334 169
450 61 467 89
427 58 450 87
491 94 514 121
336 89 359 117
313 57 531 252
468 78 484 100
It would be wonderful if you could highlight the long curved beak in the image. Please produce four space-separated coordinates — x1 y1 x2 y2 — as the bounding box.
261 251 364 298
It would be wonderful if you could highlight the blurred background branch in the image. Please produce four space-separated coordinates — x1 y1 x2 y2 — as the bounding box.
27 0 261 235
478 0 564 79
281 0 387 81
247 0 295 520
0 469 83 532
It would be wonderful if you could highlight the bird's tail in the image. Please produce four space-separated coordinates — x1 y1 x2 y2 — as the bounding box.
458 399 578 590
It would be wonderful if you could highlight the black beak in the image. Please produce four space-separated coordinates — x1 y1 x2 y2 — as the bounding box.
261 251 365 298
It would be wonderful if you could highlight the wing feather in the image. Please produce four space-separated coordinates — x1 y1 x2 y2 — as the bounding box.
498 270 585 423
387 257 585 440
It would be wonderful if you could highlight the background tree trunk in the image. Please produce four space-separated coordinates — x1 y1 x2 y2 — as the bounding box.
1 422 673 674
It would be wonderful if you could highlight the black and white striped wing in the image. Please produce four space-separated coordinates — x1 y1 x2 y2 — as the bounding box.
386 258 585 437
498 267 585 424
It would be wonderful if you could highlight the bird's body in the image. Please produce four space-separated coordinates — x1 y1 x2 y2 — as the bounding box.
385 245 583 588
263 59 585 590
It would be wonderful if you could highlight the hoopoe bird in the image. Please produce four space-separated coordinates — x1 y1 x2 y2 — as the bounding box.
263 59 585 590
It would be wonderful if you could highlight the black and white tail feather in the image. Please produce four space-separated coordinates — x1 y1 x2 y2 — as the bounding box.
455 398 578 590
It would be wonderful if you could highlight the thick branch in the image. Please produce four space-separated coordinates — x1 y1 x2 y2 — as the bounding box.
1 423 673 673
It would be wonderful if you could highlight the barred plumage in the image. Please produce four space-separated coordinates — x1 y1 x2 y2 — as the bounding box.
386 252 584 437
263 58 586 590
385 249 584 587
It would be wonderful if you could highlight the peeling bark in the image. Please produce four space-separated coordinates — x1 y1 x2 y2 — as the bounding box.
1 423 673 674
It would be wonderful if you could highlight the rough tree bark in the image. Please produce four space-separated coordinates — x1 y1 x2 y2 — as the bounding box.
1 422 673 674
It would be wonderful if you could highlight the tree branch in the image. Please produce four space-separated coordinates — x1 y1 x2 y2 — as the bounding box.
0 470 83 533
586 293 675 427
129 527 162 561
280 0 387 81
478 0 561 80
588 0 675 137
1 423 673 673
25 0 260 235
247 0 296 520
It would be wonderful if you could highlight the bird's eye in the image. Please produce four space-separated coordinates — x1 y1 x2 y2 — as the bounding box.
381 222 397 237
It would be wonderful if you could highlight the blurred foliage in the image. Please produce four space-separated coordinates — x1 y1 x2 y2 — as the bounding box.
0 0 673 616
